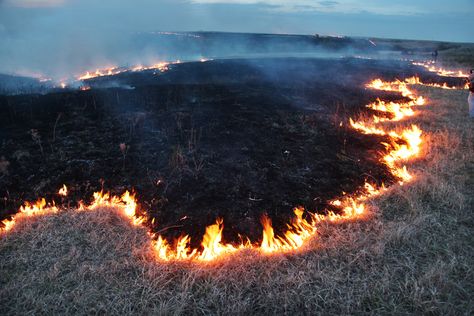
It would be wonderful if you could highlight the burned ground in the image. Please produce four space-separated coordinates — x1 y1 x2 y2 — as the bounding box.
0 58 465 245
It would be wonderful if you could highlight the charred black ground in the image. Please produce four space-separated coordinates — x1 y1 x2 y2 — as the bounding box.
0 58 466 246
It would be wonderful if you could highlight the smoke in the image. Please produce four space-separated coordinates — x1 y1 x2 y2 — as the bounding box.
0 0 471 81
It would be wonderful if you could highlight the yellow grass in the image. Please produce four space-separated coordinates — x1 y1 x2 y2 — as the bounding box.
1 87 473 315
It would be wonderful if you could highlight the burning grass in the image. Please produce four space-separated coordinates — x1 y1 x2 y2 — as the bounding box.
1 63 473 313
1 85 472 313
0 58 402 245
0 75 425 260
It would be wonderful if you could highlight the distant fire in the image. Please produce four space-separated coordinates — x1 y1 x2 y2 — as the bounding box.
412 61 469 78
77 67 123 80
76 62 171 81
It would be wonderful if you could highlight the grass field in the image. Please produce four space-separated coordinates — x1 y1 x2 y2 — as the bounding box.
0 87 473 315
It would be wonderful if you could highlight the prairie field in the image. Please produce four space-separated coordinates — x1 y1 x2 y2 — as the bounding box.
1 86 472 315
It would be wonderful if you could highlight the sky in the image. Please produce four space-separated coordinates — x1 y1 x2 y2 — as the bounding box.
0 0 473 77
0 0 472 41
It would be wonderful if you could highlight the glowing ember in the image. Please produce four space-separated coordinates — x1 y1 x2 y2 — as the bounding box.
58 184 68 196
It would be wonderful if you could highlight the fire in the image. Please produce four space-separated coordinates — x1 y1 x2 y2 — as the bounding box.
87 190 146 226
368 99 417 122
2 75 430 262
131 62 169 73
366 78 415 98
367 77 467 96
261 207 315 253
382 125 423 182
404 76 466 90
412 61 469 78
1 198 57 232
76 62 170 81
78 67 123 80
199 219 240 260
351 78 425 183
58 184 68 196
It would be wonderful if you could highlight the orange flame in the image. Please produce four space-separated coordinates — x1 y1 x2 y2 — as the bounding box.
261 207 315 253
412 61 469 78
87 190 145 226
77 62 172 81
78 67 122 80
366 78 415 97
405 76 466 90
1 198 57 232
352 78 425 183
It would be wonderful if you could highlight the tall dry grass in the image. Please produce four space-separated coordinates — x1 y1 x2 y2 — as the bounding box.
0 87 473 315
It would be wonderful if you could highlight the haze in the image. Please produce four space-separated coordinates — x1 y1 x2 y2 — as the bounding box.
0 0 472 78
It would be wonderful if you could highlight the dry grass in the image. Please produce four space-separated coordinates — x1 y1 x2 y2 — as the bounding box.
439 45 474 69
1 88 473 315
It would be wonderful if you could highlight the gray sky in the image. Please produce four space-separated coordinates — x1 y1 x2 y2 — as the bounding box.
0 0 472 77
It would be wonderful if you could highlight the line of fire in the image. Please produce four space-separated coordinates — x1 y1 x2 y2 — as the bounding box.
0 55 469 262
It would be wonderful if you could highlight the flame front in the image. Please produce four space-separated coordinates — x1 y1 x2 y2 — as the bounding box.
76 62 172 81
1 198 57 232
261 207 315 252
350 78 425 183
3 72 444 262
412 61 469 78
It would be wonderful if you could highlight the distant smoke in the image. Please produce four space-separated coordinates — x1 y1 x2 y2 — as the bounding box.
0 0 471 81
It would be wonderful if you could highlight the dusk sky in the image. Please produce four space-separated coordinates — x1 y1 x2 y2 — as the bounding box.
0 0 473 77
1 0 472 42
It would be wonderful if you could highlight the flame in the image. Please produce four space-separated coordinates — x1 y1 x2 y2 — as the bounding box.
367 98 420 122
367 76 467 95
199 219 239 260
1 198 57 232
77 67 123 80
58 184 68 196
76 62 170 81
2 75 430 262
87 190 145 226
130 62 169 73
412 61 469 78
366 78 415 97
404 76 466 90
261 207 315 253
351 77 426 184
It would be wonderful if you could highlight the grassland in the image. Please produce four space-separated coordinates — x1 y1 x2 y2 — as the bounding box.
0 87 473 315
